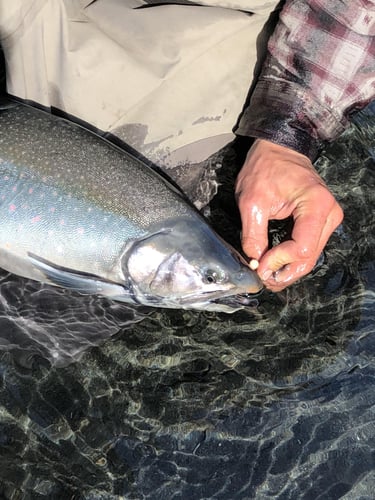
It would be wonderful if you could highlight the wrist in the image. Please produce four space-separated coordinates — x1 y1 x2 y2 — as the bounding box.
248 138 314 170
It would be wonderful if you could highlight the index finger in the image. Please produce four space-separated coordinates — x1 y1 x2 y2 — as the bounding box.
238 200 270 260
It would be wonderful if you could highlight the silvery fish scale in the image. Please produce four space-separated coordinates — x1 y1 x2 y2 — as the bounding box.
0 102 261 311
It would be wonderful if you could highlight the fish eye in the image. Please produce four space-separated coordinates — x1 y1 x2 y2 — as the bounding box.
203 268 225 284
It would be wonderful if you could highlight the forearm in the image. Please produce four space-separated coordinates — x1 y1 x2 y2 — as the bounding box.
237 0 375 160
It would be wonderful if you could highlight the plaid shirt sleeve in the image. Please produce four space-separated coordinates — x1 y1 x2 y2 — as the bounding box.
236 0 375 160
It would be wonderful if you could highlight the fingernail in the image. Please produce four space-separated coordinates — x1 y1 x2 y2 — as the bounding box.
273 270 282 282
261 269 273 281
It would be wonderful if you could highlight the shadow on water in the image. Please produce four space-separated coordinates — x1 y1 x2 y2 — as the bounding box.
0 104 374 499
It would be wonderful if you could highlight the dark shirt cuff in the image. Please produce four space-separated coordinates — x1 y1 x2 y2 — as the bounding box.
235 79 346 162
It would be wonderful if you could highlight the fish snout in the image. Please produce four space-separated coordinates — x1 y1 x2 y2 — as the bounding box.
234 267 263 294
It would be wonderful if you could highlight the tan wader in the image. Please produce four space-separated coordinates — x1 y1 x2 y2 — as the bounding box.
0 0 279 203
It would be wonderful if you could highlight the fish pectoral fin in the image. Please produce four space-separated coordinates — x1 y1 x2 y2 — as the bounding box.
27 253 127 298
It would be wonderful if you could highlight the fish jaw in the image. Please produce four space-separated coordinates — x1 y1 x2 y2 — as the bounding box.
124 216 263 311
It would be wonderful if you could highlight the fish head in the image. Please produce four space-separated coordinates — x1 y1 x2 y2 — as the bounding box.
124 216 263 311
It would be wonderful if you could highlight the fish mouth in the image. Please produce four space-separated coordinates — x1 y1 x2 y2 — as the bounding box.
174 290 261 313
213 293 260 308
178 288 261 307
133 288 262 312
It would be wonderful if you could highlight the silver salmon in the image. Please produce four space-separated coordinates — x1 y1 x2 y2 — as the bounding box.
0 101 262 312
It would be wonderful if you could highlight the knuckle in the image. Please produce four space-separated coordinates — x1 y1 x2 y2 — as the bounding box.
296 245 315 260
334 203 344 224
237 194 258 215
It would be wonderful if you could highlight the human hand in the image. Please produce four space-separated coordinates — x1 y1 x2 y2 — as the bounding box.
235 139 344 291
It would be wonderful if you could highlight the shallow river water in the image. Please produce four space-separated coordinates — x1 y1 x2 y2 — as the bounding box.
0 103 374 499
